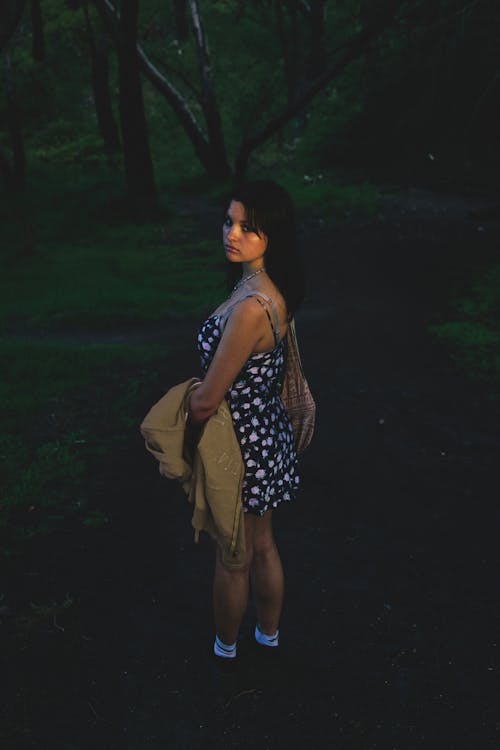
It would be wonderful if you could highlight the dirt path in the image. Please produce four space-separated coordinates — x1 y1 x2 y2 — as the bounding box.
2 186 500 749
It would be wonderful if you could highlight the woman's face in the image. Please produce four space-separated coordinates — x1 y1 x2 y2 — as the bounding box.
223 200 268 270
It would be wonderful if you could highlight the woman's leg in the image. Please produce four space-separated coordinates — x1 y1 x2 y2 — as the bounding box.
250 511 284 635
212 515 255 646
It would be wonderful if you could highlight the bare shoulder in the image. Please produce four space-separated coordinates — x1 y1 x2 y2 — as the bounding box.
245 282 290 347
227 295 269 324
259 281 290 328
217 281 290 348
214 295 268 353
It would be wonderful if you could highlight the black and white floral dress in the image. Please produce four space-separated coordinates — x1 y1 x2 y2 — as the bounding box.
197 303 300 516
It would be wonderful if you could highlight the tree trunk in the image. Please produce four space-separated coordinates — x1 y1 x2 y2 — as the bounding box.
30 0 45 61
83 0 121 155
4 53 26 192
95 0 230 182
0 149 14 191
187 0 230 181
274 1 294 107
136 46 220 178
2 58 35 256
116 0 157 204
173 0 189 41
308 0 325 78
1 3 35 256
0 0 27 54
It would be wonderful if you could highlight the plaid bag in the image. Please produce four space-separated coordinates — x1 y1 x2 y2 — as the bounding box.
280 319 316 454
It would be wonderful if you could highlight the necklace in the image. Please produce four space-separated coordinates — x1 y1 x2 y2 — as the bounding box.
232 267 266 292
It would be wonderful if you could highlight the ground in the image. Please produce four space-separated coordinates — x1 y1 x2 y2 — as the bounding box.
1 185 499 749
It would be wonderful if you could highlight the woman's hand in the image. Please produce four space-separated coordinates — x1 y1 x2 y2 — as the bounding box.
188 385 211 427
186 380 204 427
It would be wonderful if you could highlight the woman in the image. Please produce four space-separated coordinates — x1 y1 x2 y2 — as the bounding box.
189 179 305 671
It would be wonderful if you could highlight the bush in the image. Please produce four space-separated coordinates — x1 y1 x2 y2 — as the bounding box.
428 263 500 395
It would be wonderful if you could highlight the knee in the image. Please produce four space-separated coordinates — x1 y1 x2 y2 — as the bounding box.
252 535 276 561
216 545 253 575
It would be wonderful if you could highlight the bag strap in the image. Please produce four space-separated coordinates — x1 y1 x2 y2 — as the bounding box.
288 318 305 376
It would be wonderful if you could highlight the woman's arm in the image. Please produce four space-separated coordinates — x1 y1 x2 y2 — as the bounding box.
189 298 267 426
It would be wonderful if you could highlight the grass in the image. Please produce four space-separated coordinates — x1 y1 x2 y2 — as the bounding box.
0 165 227 333
0 339 168 554
1 234 225 332
428 263 500 396
272 170 380 219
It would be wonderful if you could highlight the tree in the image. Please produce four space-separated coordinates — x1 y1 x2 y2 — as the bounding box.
0 0 34 255
82 0 121 156
1 0 27 191
173 0 189 42
96 0 405 182
187 0 230 180
0 0 27 51
30 0 45 61
96 0 231 180
348 0 500 180
3 52 26 192
233 0 406 180
308 0 326 78
274 0 301 107
116 0 157 203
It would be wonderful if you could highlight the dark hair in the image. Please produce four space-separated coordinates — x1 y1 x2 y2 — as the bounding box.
224 179 305 317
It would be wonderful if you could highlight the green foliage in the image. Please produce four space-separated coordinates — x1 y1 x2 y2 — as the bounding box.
0 339 167 554
30 122 107 165
455 265 500 319
278 171 380 218
0 339 163 427
428 264 500 395
4 0 93 131
0 234 225 331
32 133 107 165
2 0 498 190
0 165 226 331
0 0 383 186
1 436 86 522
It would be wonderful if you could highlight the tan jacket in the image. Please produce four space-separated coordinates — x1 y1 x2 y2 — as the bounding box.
139 377 246 569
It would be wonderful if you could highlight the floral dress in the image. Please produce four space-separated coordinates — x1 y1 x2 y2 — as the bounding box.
197 302 300 516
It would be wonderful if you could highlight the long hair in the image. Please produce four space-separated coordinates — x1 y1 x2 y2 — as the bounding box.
224 180 306 317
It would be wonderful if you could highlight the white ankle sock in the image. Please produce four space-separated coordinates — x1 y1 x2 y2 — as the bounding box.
214 634 237 659
255 623 279 647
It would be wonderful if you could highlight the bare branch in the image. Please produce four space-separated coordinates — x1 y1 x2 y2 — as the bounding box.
187 0 214 105
93 0 231 178
136 46 207 147
147 51 201 100
187 0 229 176
93 0 208 149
